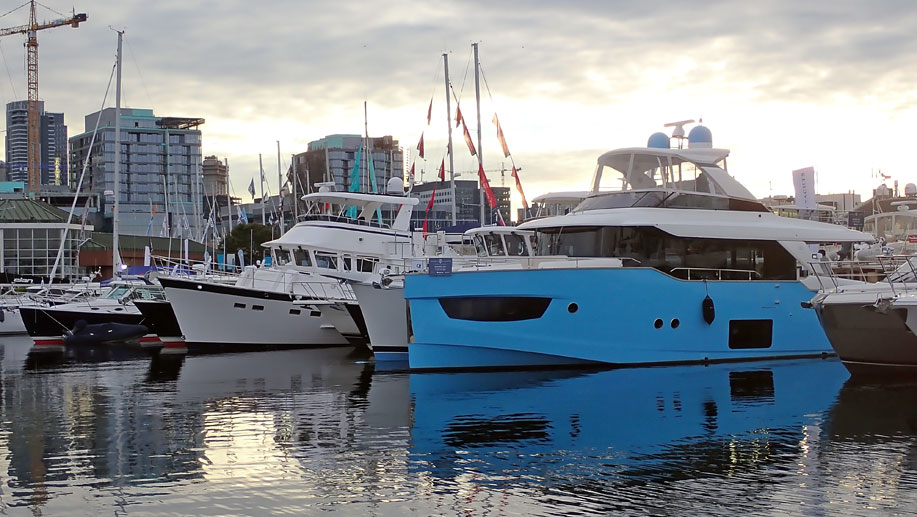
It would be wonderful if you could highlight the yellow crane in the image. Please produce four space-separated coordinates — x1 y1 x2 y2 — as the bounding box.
0 1 86 192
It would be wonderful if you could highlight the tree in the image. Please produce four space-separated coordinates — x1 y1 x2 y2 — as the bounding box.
220 223 274 266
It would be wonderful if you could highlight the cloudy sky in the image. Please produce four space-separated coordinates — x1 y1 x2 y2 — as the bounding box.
1 0 915 210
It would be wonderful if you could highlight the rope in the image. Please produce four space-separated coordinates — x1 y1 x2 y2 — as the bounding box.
0 2 29 21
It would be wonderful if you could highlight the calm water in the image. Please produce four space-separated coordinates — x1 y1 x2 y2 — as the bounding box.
0 336 915 516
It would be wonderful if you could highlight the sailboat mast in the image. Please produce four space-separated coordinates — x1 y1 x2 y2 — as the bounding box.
473 42 485 226
364 101 369 194
444 53 457 223
276 140 284 233
112 30 123 277
259 153 265 225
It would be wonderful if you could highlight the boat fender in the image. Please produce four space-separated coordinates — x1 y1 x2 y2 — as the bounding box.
0 309 4 322
702 295 715 324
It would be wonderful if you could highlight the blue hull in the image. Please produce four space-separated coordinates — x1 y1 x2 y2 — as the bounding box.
404 268 832 369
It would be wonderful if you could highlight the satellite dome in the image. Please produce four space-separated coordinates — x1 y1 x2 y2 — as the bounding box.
688 125 713 149
647 132 670 149
386 176 404 195
906 183 917 197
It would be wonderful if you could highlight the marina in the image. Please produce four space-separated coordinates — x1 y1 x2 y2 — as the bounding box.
0 0 913 513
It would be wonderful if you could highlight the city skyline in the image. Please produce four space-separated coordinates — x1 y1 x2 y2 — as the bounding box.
0 1 914 209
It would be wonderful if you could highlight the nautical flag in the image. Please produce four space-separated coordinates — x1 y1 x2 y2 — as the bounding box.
478 162 497 208
426 98 433 125
417 133 425 159
181 215 190 236
268 212 275 226
408 162 415 183
492 113 511 158
160 215 169 237
438 158 445 181
425 187 436 212
237 249 246 269
248 179 256 199
462 119 476 156
512 165 528 209
455 104 463 128
238 206 249 224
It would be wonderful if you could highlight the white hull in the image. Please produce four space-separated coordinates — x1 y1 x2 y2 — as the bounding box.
351 282 409 360
0 308 26 335
163 281 348 346
311 301 364 342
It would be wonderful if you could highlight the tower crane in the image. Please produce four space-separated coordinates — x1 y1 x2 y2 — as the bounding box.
0 1 87 192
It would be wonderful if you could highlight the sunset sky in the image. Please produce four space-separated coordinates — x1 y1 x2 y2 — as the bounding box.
1 0 915 210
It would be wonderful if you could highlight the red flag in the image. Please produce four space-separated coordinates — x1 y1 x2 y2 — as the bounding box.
426 99 433 125
407 162 415 183
478 162 497 208
417 133 425 158
462 120 476 156
422 215 428 235
455 104 463 128
425 186 436 212
492 113 510 158
512 166 528 208
438 158 445 181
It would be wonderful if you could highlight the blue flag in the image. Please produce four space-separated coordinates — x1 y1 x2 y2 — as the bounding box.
248 178 256 199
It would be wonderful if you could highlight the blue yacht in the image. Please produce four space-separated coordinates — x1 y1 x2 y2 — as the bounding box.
404 123 872 369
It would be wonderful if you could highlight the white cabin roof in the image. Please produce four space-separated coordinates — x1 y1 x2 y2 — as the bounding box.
530 191 590 204
302 192 419 207
519 207 874 243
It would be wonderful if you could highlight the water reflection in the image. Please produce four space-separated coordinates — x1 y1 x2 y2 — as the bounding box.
0 335 915 515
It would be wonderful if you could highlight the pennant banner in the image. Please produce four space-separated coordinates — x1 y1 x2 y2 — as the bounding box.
478 163 497 208
455 104 463 128
417 133 425 159
512 166 528 209
492 113 511 158
462 120 476 156
426 99 433 126
425 186 436 212
438 158 445 181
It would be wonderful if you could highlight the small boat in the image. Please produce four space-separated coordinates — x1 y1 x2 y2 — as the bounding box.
64 320 150 346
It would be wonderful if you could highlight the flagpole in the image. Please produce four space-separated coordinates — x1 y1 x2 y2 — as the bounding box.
259 153 265 225
473 42 485 226
444 52 457 224
113 30 123 277
276 141 285 233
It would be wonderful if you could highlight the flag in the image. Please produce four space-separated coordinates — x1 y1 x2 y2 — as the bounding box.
455 104 463 128
181 215 190 236
160 215 169 237
238 206 249 224
268 212 275 226
248 178 256 199
408 162 415 183
417 133 425 159
426 98 433 125
512 165 529 209
146 200 156 236
492 113 511 158
237 249 245 269
462 120 476 156
478 162 497 208
422 214 429 236
425 187 436 212
438 158 445 181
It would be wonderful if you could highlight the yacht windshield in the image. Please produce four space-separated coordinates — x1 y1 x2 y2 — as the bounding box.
103 286 132 300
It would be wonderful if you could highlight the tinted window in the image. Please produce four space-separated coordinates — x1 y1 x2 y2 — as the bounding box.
440 297 551 321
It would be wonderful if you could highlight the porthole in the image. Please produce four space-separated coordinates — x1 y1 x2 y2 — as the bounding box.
671 318 680 329
654 318 663 329
567 303 578 313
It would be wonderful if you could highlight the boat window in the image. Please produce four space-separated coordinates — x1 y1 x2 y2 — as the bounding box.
483 233 505 256
342 255 353 271
473 235 487 257
292 249 312 267
272 249 290 267
104 286 132 300
439 296 551 321
356 257 377 273
314 252 339 270
503 233 529 256
535 226 796 280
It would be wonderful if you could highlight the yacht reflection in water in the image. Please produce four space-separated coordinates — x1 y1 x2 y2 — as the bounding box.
408 359 848 489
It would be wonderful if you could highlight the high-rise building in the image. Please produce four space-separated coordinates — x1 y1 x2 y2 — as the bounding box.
5 100 68 186
69 108 204 236
292 134 403 196
409 180 511 231
202 155 227 197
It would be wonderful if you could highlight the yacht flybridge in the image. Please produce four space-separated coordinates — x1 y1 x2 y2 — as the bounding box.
403 122 874 370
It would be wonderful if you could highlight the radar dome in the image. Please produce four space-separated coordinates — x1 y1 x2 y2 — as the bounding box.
647 132 670 149
688 125 713 149
386 176 404 194
906 183 917 197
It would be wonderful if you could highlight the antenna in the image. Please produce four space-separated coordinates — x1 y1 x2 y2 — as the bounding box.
664 119 695 149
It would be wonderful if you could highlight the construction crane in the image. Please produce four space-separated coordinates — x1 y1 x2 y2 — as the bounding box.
0 1 87 192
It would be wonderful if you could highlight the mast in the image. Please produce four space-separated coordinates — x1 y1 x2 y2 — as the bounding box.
473 42 485 225
291 154 298 221
444 53 457 223
259 153 265 225
112 30 123 277
225 158 232 231
364 100 369 194
276 140 284 233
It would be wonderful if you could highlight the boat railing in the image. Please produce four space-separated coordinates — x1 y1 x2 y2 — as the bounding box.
299 213 391 230
669 267 761 281
809 256 917 292
150 255 243 283
289 280 356 302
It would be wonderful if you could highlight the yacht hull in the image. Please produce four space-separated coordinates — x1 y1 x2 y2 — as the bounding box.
159 277 348 347
405 268 832 370
20 306 144 339
0 308 26 335
351 282 409 360
814 300 917 376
